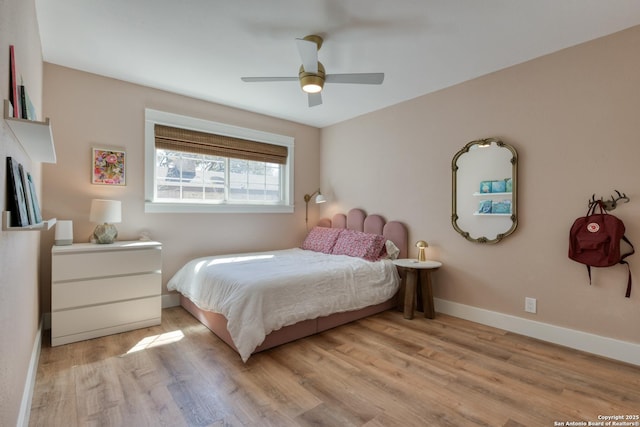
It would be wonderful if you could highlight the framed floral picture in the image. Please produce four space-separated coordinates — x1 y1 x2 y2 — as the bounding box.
92 147 126 185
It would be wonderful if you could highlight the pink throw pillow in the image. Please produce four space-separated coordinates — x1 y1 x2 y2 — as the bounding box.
331 229 387 261
301 226 342 254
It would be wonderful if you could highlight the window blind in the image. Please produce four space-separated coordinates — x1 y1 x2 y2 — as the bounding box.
154 124 288 165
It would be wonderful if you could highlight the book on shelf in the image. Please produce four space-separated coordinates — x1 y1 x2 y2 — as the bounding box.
27 172 42 224
491 179 507 193
9 45 20 118
18 77 37 121
19 163 35 224
491 200 512 214
480 179 511 194
478 199 492 214
24 88 37 121
6 157 30 226
19 84 28 120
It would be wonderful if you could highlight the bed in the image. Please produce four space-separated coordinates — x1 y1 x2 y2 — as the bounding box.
168 208 408 361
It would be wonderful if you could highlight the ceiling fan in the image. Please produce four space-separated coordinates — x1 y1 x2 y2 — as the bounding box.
241 35 384 107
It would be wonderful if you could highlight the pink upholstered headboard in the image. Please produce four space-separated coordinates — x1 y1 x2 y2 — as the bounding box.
317 208 409 259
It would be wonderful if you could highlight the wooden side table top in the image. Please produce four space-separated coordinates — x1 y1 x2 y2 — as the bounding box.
392 259 442 269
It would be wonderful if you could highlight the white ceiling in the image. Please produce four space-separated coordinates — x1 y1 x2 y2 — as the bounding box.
35 0 640 128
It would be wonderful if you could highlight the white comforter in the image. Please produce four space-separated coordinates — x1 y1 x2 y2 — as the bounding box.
167 248 399 361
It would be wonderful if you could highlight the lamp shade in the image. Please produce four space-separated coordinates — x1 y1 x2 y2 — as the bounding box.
315 193 326 204
89 199 121 224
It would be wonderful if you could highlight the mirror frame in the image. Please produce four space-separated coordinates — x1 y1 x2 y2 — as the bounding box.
451 137 518 244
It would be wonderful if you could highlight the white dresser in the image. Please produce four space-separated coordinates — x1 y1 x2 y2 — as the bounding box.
51 240 162 346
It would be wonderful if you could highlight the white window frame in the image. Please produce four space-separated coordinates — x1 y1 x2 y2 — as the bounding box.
144 109 294 214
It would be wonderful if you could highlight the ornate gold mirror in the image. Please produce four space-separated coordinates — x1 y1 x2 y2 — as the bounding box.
451 137 518 243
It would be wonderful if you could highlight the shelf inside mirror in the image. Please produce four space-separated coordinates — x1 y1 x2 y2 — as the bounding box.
473 212 512 216
473 192 512 197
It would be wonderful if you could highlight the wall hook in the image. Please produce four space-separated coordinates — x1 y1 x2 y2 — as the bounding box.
588 190 630 211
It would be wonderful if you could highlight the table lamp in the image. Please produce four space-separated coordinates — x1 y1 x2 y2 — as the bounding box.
416 240 428 262
89 199 121 244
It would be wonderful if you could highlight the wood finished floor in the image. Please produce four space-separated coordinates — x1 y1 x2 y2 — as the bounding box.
30 307 640 427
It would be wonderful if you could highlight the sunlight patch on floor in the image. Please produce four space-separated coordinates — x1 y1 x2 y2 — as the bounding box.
125 330 185 354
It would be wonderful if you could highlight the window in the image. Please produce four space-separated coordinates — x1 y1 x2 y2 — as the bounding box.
145 109 294 213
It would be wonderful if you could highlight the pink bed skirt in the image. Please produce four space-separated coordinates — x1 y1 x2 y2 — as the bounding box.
180 294 399 356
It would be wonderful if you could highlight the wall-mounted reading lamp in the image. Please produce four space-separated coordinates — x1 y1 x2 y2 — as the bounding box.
304 188 326 225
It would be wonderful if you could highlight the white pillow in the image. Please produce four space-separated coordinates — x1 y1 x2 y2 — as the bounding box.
385 240 401 260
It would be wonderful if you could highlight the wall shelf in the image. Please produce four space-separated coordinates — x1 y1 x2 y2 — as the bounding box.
3 99 56 163
2 211 56 231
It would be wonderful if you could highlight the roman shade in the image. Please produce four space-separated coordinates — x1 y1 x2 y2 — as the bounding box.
154 124 288 165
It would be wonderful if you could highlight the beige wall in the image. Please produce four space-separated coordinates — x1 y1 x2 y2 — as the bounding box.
321 25 640 344
41 64 321 313
0 0 44 425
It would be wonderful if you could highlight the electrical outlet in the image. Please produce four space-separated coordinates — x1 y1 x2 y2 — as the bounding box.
525 297 537 314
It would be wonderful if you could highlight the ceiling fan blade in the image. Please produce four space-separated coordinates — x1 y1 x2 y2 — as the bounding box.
241 77 298 82
296 38 318 74
325 73 385 85
308 92 322 107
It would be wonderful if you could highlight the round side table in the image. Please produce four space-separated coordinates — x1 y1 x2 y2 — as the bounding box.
392 259 442 319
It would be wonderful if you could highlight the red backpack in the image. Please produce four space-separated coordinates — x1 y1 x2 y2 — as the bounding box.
568 201 634 297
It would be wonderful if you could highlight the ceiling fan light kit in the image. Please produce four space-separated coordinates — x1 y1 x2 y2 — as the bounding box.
300 63 325 93
241 34 384 107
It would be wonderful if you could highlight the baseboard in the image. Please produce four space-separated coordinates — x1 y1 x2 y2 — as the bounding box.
434 298 640 366
162 293 180 308
17 319 42 427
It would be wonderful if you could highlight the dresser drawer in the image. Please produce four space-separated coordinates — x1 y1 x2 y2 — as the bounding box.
52 247 161 281
52 296 161 346
52 272 160 310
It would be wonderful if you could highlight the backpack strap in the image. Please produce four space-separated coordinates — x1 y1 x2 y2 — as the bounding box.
585 235 634 297
620 235 635 298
